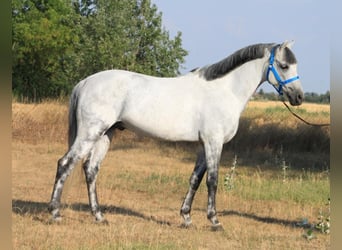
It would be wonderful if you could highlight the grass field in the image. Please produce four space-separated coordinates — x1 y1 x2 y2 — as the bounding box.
12 100 330 249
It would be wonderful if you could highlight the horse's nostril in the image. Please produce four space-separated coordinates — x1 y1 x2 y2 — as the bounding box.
297 93 303 104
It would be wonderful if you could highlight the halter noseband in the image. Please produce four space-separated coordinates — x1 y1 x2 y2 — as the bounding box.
266 46 299 95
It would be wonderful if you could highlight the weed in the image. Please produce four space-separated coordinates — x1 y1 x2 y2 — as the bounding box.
303 229 316 240
302 198 330 240
315 198 330 234
224 155 238 191
281 160 289 183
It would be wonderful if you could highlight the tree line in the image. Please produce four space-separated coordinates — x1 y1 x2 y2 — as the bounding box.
12 0 188 102
255 89 330 104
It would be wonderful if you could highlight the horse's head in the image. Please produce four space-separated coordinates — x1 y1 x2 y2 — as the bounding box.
266 41 304 106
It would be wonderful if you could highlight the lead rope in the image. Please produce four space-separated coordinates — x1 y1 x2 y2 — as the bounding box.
282 101 330 127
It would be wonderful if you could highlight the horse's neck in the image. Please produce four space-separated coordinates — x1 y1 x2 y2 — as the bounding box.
222 57 268 112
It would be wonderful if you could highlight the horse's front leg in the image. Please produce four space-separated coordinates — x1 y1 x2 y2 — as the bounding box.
180 149 207 227
204 140 223 231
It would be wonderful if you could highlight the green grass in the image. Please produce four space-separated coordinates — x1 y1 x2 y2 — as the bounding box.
104 163 329 207
221 165 329 206
231 175 329 205
143 173 188 193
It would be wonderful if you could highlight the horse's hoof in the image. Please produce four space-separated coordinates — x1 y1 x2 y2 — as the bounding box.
211 223 224 232
95 218 109 225
48 215 62 224
180 222 196 229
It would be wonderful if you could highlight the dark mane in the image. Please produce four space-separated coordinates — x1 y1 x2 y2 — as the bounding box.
199 43 275 81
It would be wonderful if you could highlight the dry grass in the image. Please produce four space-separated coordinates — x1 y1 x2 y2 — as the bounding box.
230 101 330 169
12 100 330 249
12 100 68 144
247 100 330 112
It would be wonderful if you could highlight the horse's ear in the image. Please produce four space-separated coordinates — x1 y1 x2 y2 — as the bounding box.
281 40 295 49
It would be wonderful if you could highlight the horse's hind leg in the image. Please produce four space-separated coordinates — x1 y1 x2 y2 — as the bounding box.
180 148 207 227
48 139 96 221
82 128 114 223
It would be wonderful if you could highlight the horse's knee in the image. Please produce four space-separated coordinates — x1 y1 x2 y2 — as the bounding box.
57 155 70 167
206 174 218 189
56 157 71 179
189 173 200 190
83 164 99 183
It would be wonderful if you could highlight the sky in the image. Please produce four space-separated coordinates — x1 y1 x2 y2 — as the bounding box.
151 0 330 94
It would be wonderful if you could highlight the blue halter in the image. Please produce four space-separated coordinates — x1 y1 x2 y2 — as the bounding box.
266 46 299 95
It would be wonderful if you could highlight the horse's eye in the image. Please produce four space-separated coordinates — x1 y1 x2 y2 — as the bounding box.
277 61 289 70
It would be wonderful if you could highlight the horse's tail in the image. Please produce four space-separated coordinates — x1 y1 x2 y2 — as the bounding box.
67 81 84 148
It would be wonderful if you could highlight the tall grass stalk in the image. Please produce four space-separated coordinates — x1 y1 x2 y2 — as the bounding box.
224 155 238 191
281 160 289 183
315 198 330 234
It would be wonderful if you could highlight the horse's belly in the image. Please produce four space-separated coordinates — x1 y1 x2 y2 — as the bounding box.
121 114 200 142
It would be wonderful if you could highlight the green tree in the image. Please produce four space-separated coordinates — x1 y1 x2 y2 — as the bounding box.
12 0 81 101
304 91 330 104
132 0 187 76
320 91 330 103
12 0 188 101
77 0 187 77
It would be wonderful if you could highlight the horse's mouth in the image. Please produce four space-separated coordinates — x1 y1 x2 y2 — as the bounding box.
285 91 303 106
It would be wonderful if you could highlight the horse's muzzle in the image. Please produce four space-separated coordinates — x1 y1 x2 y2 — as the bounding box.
287 91 303 106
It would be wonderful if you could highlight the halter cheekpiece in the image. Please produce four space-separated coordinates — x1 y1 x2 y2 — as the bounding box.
266 46 299 95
